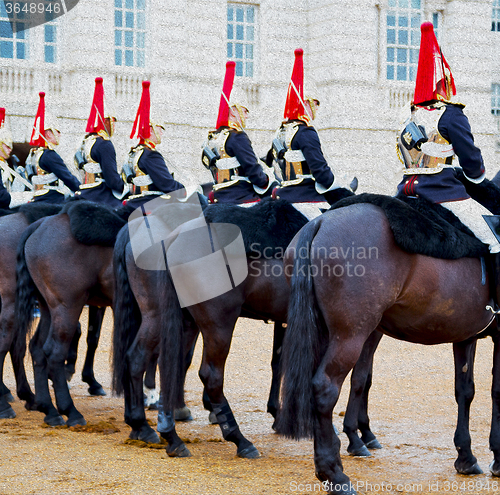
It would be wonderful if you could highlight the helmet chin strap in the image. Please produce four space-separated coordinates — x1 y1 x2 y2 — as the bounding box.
151 124 162 144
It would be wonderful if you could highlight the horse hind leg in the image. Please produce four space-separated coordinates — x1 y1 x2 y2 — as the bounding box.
489 330 500 476
44 314 86 427
29 308 65 426
267 322 286 427
343 330 383 456
123 338 160 444
65 322 81 383
452 339 483 475
198 322 259 459
81 306 106 396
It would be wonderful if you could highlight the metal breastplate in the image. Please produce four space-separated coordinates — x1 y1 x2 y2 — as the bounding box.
25 148 59 192
275 122 307 181
129 146 154 194
397 103 455 174
205 129 241 185
79 135 103 185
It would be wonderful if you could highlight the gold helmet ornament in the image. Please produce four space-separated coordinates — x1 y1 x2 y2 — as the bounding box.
228 87 250 130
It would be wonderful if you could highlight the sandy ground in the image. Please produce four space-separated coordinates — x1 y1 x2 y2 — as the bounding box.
1 308 500 495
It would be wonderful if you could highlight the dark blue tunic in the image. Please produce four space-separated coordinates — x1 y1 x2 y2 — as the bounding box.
212 129 271 205
0 177 10 209
397 104 485 203
77 136 127 207
273 122 335 203
126 147 185 209
33 149 81 204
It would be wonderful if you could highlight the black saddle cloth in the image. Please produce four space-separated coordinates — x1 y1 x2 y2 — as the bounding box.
61 200 130 247
203 198 309 258
330 193 488 260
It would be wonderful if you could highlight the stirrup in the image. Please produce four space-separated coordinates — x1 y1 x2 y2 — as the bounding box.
486 305 500 315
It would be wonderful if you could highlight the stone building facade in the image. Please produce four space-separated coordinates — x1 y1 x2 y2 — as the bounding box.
1 0 499 194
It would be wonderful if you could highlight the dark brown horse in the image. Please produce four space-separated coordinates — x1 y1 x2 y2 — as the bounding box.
15 201 130 426
0 201 115 418
150 195 384 458
276 203 500 494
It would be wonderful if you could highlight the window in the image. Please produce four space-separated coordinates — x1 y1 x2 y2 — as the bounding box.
115 0 145 68
44 11 56 63
493 0 500 32
386 0 423 82
227 3 255 78
493 84 500 116
0 1 28 59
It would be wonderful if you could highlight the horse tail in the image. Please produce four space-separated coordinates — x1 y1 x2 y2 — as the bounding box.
275 218 325 440
111 226 141 396
158 261 185 413
13 220 44 358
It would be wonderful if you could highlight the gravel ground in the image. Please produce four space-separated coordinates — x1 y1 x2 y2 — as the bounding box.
0 308 499 495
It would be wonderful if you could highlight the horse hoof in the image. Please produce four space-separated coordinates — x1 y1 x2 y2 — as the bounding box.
88 385 106 396
167 443 192 458
3 392 15 403
208 411 218 424
139 430 160 444
147 401 159 411
365 438 382 450
174 406 193 422
237 444 260 459
44 414 66 426
24 400 38 411
129 430 139 440
456 462 483 475
348 445 371 457
66 415 86 427
0 405 16 419
489 461 500 477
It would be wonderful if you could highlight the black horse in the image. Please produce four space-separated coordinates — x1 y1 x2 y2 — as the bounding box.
276 199 500 494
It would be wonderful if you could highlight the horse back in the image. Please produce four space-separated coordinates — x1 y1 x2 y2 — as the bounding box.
288 203 493 346
24 213 114 306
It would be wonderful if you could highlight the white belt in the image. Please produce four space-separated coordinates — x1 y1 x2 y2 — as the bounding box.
284 150 305 162
213 175 251 190
133 174 153 187
83 162 102 174
420 142 455 158
280 174 314 187
216 156 240 170
403 164 455 175
32 173 58 185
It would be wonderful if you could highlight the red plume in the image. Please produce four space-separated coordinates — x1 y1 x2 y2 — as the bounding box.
284 49 305 120
413 22 456 106
131 81 151 142
86 77 105 133
30 92 46 147
215 61 236 128
0 108 5 127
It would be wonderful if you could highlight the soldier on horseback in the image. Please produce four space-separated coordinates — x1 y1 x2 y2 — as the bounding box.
124 81 185 209
75 77 128 206
0 108 13 209
0 108 32 208
26 92 81 204
270 49 340 218
397 22 500 255
202 61 278 205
